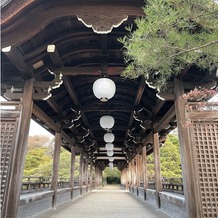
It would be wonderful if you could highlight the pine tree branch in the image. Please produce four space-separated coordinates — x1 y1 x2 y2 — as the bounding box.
170 40 218 58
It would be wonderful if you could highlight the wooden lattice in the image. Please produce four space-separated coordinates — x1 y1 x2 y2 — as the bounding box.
186 102 218 218
193 122 218 218
0 103 20 215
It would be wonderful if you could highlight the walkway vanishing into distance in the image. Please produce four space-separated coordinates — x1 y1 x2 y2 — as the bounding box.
38 185 169 218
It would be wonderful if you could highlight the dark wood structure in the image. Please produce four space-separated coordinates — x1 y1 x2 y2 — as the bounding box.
1 1 217 218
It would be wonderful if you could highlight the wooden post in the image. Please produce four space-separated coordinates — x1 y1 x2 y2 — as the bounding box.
135 155 138 187
133 158 136 186
142 146 148 190
129 162 132 187
95 164 98 188
4 79 33 218
90 160 93 190
126 167 129 189
137 154 140 187
85 158 89 192
79 152 84 194
153 131 162 208
99 169 102 186
51 131 61 208
70 146 76 200
174 78 201 217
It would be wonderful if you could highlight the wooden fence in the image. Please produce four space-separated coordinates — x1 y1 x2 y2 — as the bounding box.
147 178 184 194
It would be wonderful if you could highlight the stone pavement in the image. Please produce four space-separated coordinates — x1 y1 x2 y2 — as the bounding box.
37 185 169 218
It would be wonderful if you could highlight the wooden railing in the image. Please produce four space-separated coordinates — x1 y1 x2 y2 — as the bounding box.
21 176 94 192
162 178 183 194
21 176 77 192
147 178 184 194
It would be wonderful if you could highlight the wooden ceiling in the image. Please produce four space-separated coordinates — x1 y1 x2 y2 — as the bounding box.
1 0 216 170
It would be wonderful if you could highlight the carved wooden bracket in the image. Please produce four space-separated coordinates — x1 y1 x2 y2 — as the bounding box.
77 13 128 34
3 71 63 101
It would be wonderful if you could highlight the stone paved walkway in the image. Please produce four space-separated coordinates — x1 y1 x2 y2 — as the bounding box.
38 185 169 218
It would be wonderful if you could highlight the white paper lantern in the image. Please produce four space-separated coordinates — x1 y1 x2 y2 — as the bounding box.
104 132 115 143
109 162 113 170
105 143 114 150
100 115 115 129
109 157 114 162
93 78 116 102
107 150 114 156
109 162 113 167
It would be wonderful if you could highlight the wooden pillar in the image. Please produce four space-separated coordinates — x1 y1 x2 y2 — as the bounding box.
135 155 138 187
70 146 76 200
85 158 89 192
95 164 98 188
174 78 200 217
90 161 93 190
136 154 140 187
153 131 162 208
99 169 102 186
126 167 129 189
4 79 34 218
131 159 134 186
142 146 148 190
51 131 61 208
133 158 136 186
79 152 84 194
128 162 132 187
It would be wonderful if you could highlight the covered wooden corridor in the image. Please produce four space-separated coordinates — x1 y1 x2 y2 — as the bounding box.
1 0 218 218
37 185 169 218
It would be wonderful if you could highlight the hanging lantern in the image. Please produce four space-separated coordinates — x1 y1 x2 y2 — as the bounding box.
107 150 114 156
104 132 115 143
109 162 113 170
93 78 116 102
109 162 113 167
109 157 114 162
105 143 114 150
100 115 115 129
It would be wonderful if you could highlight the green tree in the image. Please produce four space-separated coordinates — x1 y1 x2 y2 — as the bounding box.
147 153 155 179
103 167 121 184
119 0 218 90
24 135 80 178
24 148 51 176
23 135 53 176
146 134 182 179
160 134 182 178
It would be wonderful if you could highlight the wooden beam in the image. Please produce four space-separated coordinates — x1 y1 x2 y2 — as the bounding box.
142 105 176 144
4 46 62 113
5 79 34 218
59 66 124 76
134 78 146 105
63 76 79 105
153 105 175 132
32 104 60 132
1 1 144 47
63 76 96 141
48 47 62 68
126 77 146 140
4 47 34 79
32 103 77 148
